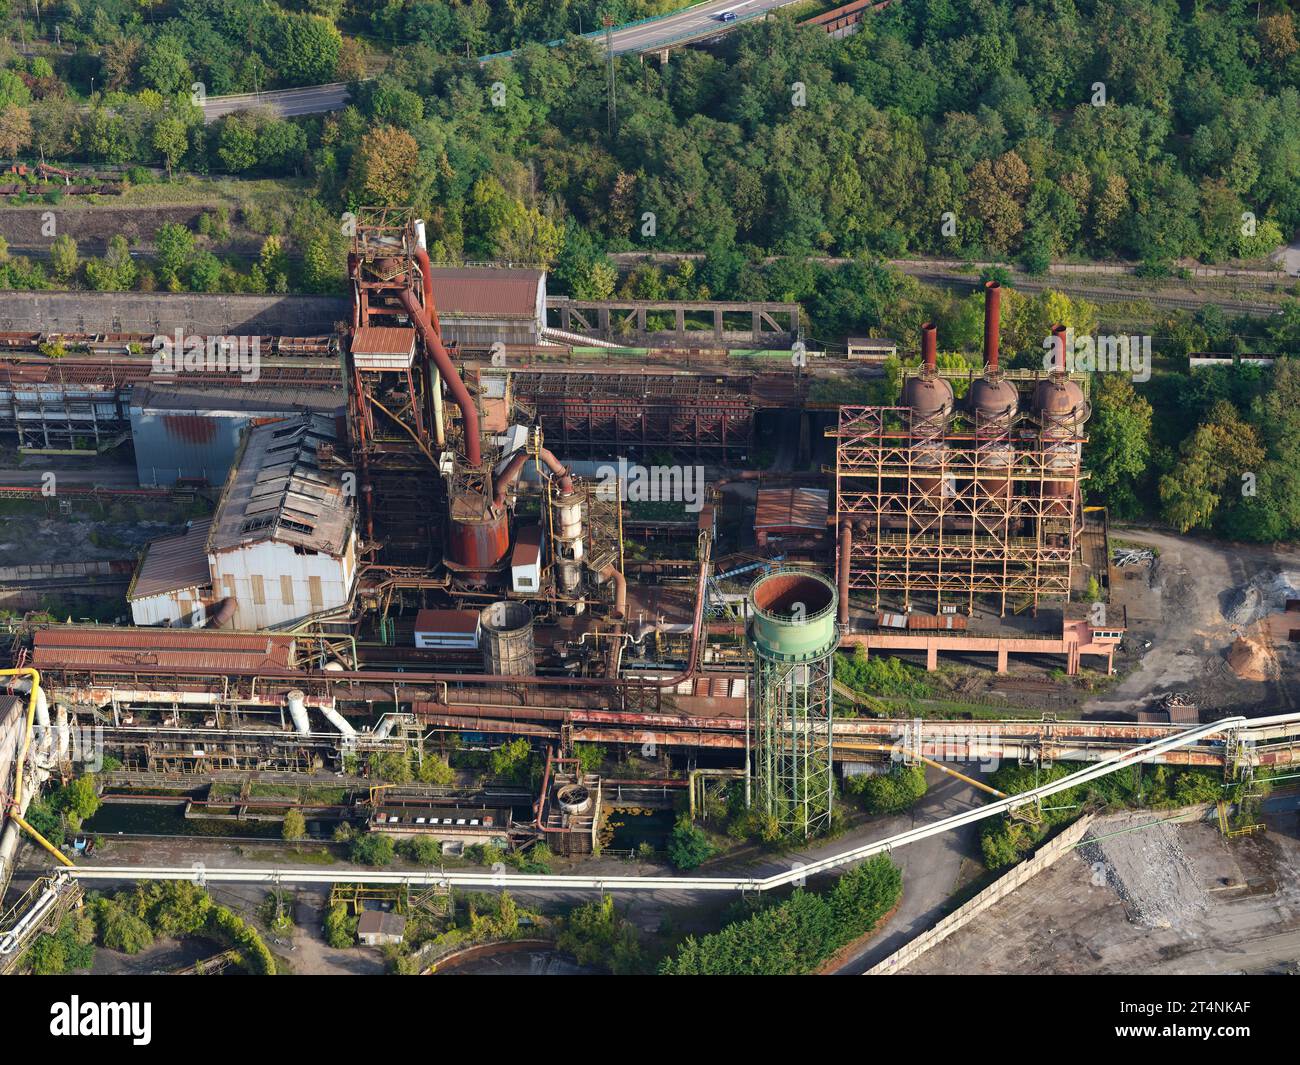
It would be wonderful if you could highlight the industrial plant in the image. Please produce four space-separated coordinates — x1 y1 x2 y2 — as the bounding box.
1 209 1298 980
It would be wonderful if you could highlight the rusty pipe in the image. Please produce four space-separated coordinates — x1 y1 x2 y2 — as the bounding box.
921 322 938 372
1051 323 1068 375
412 244 441 335
838 521 852 627
491 446 574 508
983 280 1001 372
599 562 627 620
398 287 481 467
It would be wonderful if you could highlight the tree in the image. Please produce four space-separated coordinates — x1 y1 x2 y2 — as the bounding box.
489 738 533 784
348 125 419 206
323 902 357 947
1085 373 1154 517
59 774 102 822
155 222 194 288
152 115 187 180
667 817 714 871
282 809 307 843
350 833 395 866
1158 401 1264 532
84 235 137 292
417 756 454 786
49 235 79 285
272 13 343 86
140 35 192 97
0 104 32 158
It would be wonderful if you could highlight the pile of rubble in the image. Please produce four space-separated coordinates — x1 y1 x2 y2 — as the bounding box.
1079 814 1210 929
1223 569 1300 627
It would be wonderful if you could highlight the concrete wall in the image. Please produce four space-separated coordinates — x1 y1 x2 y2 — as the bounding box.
0 292 348 335
867 814 1097 975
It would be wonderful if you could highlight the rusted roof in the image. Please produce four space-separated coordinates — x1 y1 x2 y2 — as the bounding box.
511 524 542 567
350 326 416 356
33 626 297 673
427 267 543 319
755 486 830 531
356 911 407 936
129 518 213 600
414 609 479 635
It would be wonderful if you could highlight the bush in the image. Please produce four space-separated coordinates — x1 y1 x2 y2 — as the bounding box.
661 855 902 975
323 903 357 948
557 895 644 974
834 647 932 698
667 818 714 871
846 764 928 814
350 833 395 866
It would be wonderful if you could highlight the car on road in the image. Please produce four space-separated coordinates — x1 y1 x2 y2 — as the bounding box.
716 11 737 20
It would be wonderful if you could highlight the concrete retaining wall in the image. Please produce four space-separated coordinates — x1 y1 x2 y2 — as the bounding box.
867 814 1097 975
0 292 348 335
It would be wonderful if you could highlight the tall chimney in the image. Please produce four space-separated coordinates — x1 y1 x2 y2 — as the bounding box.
921 322 938 372
983 280 1001 373
1051 324 1068 375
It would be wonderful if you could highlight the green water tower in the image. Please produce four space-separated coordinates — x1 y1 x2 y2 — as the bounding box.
747 569 840 839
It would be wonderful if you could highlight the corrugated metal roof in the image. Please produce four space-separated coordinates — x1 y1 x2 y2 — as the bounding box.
511 524 542 567
209 414 354 555
129 519 213 600
132 383 343 414
427 267 543 319
754 487 830 531
414 609 479 635
32 626 297 673
350 326 416 356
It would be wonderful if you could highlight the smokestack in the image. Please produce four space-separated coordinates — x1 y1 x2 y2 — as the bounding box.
983 280 1001 373
921 322 938 372
1051 323 1068 375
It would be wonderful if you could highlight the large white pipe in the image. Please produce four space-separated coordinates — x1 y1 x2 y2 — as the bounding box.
319 703 356 739
285 689 311 736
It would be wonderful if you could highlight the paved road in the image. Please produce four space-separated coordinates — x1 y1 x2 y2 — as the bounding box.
201 82 351 123
200 1 797 121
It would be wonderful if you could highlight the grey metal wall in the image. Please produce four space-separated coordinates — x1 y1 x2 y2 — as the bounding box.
130 408 252 487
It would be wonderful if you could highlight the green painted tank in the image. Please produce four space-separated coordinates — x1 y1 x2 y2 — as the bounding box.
748 570 839 662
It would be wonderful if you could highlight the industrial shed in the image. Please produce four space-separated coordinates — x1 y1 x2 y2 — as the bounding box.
130 383 344 487
426 266 546 347
127 517 213 626
755 486 831 548
208 414 357 631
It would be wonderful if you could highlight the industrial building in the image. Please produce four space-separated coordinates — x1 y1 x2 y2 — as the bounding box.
834 283 1091 619
130 383 344 487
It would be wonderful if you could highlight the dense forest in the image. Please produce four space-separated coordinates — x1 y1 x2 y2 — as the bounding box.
0 0 1296 541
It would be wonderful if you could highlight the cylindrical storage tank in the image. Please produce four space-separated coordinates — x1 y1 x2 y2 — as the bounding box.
479 600 536 676
1033 325 1091 516
448 493 511 586
748 570 839 662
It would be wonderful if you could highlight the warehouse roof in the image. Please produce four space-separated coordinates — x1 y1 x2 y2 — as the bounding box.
754 486 830 531
413 609 479 635
209 414 354 556
427 267 544 320
130 383 344 415
32 627 297 673
128 518 213 601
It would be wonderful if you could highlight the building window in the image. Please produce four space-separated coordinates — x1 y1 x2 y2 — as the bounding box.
251 574 265 605
308 575 323 610
281 575 294 606
222 575 235 600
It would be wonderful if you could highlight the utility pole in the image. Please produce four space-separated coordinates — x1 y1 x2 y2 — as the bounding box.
604 16 617 139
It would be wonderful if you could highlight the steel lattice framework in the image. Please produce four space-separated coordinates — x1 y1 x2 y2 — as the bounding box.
834 403 1086 616
511 371 753 461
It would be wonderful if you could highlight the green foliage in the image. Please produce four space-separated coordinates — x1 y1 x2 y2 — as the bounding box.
489 738 534 785
350 833 396 867
282 809 307 842
667 817 714 871
662 855 902 974
835 647 932 698
22 911 95 975
557 895 645 974
324 902 357 948
573 743 606 776
91 897 155 954
846 764 928 814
